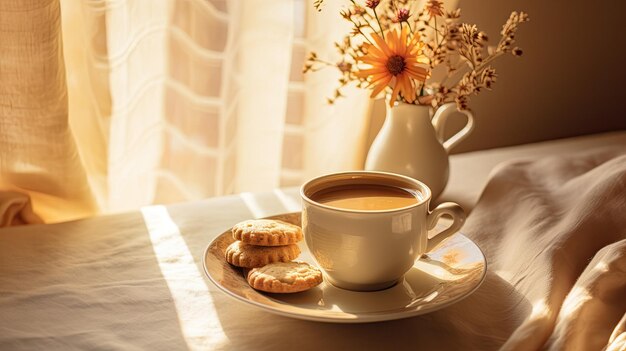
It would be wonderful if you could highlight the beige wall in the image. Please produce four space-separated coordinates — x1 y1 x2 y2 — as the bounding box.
368 0 626 154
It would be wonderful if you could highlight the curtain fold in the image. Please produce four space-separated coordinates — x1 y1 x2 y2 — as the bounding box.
61 0 111 212
105 1 170 211
230 0 294 192
0 0 97 223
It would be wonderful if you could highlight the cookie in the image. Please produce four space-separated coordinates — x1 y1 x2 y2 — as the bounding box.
224 241 300 268
247 262 323 293
232 219 303 246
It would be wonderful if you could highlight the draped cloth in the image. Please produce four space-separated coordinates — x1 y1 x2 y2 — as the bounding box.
453 148 626 350
0 1 98 223
0 192 43 227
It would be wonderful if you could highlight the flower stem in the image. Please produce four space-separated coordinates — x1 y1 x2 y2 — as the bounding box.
406 21 414 34
475 51 503 72
434 16 439 44
315 58 338 66
373 8 384 37
447 51 504 87
348 18 374 45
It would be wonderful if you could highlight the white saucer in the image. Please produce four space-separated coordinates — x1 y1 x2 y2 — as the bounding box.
203 212 486 323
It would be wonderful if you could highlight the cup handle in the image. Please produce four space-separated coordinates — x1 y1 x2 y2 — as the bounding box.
426 202 466 252
431 102 475 153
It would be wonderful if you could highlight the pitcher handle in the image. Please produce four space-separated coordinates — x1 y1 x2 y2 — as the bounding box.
431 102 474 153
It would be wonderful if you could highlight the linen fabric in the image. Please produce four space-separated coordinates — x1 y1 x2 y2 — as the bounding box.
460 148 626 350
0 1 98 223
0 191 43 227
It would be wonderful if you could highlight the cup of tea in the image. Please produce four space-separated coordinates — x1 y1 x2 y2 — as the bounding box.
301 171 466 292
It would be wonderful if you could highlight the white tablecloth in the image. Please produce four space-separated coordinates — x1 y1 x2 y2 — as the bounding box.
1 131 625 350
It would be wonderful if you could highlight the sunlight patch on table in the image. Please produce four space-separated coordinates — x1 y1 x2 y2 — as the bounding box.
273 188 301 212
141 205 228 349
240 192 269 218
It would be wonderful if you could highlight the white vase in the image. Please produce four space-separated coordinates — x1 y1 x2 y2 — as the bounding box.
364 102 474 199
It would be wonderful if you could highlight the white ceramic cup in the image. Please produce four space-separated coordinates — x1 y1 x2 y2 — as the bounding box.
301 171 466 292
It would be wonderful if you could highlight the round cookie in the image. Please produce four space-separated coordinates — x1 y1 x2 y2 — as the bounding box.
224 241 300 268
247 262 323 293
232 219 303 246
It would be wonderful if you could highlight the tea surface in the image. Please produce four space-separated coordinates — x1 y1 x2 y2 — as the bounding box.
312 184 419 211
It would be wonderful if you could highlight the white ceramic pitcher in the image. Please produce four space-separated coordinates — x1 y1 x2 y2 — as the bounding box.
364 102 474 199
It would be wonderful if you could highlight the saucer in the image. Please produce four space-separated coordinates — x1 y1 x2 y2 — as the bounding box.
203 212 486 323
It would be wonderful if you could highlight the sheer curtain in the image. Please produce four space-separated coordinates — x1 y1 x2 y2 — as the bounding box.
0 0 371 224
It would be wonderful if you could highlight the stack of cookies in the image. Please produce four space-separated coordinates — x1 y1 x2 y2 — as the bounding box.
225 219 323 293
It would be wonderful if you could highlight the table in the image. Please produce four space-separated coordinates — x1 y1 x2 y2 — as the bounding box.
1 131 625 350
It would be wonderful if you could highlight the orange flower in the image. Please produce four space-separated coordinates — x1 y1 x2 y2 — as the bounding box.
355 27 429 107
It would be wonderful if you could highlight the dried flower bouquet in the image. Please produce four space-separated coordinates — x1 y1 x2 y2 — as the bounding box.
304 0 529 110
